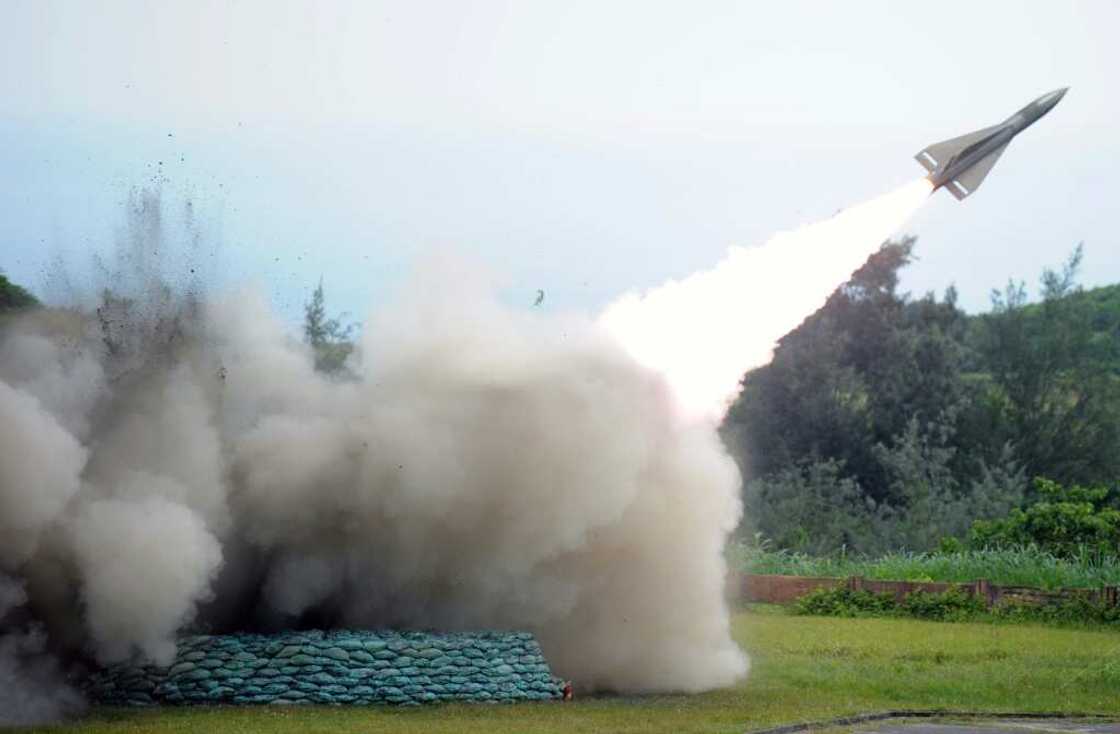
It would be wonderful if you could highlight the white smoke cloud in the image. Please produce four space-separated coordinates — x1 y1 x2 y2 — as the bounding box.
0 379 87 569
0 327 105 441
0 178 930 701
0 249 746 693
68 496 223 666
223 261 747 691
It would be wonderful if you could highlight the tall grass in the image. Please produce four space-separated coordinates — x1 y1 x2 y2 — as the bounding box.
730 542 1120 589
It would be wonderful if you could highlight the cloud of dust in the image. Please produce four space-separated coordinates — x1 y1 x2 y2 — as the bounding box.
0 196 746 709
0 179 931 720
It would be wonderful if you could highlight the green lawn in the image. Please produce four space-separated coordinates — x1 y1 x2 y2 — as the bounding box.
24 606 1120 734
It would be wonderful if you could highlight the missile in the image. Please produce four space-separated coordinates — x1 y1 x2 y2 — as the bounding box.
916 87 1068 200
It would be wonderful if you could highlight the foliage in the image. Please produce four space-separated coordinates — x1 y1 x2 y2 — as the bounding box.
731 543 1120 589
742 459 882 555
970 477 1120 558
794 585 1114 628
793 586 987 621
991 595 1120 626
869 415 1023 551
303 278 357 374
34 609 1120 733
898 588 985 621
967 245 1120 487
724 240 1119 555
740 416 1025 556
724 238 969 508
794 587 895 617
0 271 39 311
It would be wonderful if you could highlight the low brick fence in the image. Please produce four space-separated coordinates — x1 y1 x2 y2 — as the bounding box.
85 629 564 707
737 573 1120 608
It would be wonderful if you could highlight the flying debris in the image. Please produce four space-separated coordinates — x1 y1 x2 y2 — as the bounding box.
916 87 1068 200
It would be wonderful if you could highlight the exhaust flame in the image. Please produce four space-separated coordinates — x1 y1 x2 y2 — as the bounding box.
599 178 933 421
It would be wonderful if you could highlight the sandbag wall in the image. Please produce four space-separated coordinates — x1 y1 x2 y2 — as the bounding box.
86 630 564 706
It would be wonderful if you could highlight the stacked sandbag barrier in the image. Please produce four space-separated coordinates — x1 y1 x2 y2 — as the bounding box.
85 630 564 706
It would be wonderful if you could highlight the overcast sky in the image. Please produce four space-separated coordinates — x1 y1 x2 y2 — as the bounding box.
2 0 1117 321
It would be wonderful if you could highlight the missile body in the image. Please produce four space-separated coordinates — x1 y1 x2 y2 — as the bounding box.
916 87 1067 200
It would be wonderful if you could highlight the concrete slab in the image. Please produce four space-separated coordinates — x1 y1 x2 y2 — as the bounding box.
856 720 1120 734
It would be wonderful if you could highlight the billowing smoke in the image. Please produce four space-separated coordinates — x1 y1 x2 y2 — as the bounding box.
0 178 929 719
600 178 933 420
0 573 85 726
0 193 747 717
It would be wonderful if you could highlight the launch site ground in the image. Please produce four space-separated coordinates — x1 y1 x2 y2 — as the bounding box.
19 605 1120 734
841 720 1120 734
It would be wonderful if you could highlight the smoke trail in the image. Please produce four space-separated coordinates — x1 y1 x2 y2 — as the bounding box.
599 178 933 421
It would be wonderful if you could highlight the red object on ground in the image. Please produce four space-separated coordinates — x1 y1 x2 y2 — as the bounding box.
562 682 573 701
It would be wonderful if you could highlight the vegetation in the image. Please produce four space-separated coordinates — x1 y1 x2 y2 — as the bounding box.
971 477 1120 558
731 544 1120 590
23 607 1120 734
303 278 357 373
0 271 38 311
794 585 1120 627
723 241 1120 556
795 587 988 622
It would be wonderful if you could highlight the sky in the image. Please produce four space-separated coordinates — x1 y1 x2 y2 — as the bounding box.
2 0 1118 322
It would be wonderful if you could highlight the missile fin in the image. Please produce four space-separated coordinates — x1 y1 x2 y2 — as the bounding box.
946 181 969 201
915 150 938 173
915 124 1001 170
952 141 1011 198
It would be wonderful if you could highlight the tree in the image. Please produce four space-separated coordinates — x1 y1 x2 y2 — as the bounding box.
722 238 970 507
0 272 39 311
741 458 883 555
303 279 356 374
721 238 1036 553
970 477 1120 558
967 245 1120 487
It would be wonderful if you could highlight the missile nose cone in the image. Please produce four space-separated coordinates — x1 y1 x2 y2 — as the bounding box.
1033 87 1069 111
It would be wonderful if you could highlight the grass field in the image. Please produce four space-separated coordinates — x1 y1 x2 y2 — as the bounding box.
22 605 1120 734
732 545 1120 590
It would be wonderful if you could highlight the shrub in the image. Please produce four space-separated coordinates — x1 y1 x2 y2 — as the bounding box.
794 587 896 617
992 596 1120 626
970 477 1120 558
937 536 965 554
899 588 985 621
792 583 1120 628
741 460 883 556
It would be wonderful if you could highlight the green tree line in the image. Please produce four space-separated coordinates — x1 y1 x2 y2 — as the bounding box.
722 240 1120 556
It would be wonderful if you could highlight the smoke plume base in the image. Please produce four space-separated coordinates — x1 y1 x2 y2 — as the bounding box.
0 177 931 719
0 191 745 705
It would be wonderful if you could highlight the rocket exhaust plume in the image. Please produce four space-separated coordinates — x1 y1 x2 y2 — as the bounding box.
599 178 934 421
